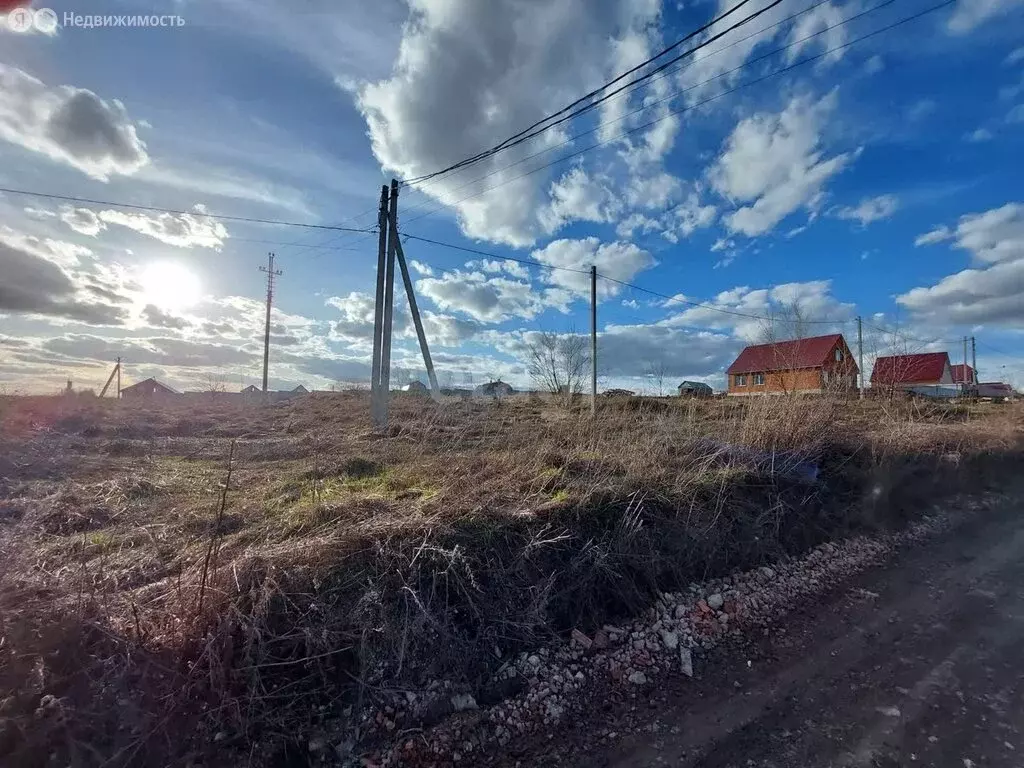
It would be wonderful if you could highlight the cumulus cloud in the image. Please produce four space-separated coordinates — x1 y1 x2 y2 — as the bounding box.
530 237 656 298
966 127 994 142
833 194 899 226
539 167 620 234
661 191 717 242
0 235 128 324
357 0 662 246
410 260 434 277
0 63 148 180
60 206 106 237
947 0 1024 34
900 203 1024 324
97 206 228 249
142 304 191 330
465 258 531 279
416 269 564 322
329 289 481 345
709 93 853 237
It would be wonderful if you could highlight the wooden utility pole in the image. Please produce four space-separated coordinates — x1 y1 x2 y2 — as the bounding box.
857 316 864 399
590 265 597 418
394 235 440 399
259 253 282 394
971 336 978 385
379 180 400 420
370 185 390 426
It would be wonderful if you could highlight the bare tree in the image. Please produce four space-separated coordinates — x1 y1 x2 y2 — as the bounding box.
524 330 589 403
206 374 227 394
645 358 668 397
757 299 812 395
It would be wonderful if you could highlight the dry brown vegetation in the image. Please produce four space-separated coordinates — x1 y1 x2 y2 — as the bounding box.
0 392 1021 766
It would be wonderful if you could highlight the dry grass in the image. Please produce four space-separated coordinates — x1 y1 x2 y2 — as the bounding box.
0 392 1021 766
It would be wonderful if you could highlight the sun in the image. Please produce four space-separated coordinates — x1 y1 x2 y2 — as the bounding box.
140 262 201 312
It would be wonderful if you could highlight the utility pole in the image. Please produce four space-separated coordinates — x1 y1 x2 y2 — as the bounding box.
370 185 389 426
962 335 969 394
857 316 864 399
590 265 597 418
259 252 282 394
971 336 978 385
394 235 440 399
379 180 400 423
116 356 121 399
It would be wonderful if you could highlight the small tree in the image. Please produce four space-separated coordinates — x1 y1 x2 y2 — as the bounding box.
645 358 668 397
758 299 811 395
524 330 589 403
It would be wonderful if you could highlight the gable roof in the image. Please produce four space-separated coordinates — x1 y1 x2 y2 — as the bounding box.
950 364 975 383
678 380 712 390
727 334 851 375
871 352 950 385
121 377 179 394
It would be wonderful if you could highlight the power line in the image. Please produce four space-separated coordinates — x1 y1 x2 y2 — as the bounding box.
401 0 766 186
399 0 782 186
977 340 1020 359
862 321 961 346
398 0 943 230
400 233 592 275
0 187 377 234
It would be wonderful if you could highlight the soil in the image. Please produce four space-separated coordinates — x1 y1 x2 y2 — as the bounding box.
493 487 1024 768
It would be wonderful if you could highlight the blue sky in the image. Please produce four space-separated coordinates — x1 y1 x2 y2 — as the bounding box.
0 0 1022 393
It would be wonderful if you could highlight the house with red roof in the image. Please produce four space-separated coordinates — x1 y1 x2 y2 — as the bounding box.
726 334 858 396
950 363 975 385
870 352 954 390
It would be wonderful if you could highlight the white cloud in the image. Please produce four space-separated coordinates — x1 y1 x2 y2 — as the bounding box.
947 0 1024 34
539 167 619 234
465 258 531 279
1007 104 1024 123
834 194 899 225
709 93 853 237
900 203 1024 325
785 2 847 65
60 206 107 237
1007 47 1024 65
0 63 149 180
864 55 885 74
966 127 994 142
410 260 434 277
616 212 662 238
96 206 228 249
416 269 560 322
357 0 661 247
530 237 656 297
661 191 717 242
914 225 953 246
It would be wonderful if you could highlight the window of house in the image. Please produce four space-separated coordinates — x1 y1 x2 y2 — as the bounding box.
735 374 747 386
835 348 843 362
753 373 765 386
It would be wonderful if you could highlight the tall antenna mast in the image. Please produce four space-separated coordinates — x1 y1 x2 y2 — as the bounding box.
259 252 282 394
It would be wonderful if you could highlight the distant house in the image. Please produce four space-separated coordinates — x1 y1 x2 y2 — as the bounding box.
291 385 309 394
474 381 515 398
120 378 179 400
677 381 713 398
603 388 636 397
870 352 954 390
977 382 1016 400
727 334 858 396
241 384 261 396
400 380 429 395
950 364 975 386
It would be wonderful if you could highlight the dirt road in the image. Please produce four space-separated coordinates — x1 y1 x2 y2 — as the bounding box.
510 494 1024 767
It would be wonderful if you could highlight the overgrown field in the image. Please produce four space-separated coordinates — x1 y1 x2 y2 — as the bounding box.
0 392 1021 766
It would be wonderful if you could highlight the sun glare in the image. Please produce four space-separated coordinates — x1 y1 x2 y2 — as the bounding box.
140 262 201 312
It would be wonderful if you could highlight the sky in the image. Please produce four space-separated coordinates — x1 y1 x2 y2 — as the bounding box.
0 0 1022 394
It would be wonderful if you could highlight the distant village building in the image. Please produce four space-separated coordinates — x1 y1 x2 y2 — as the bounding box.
677 381 713 398
870 352 954 390
726 334 858 396
950 364 975 387
120 378 179 400
603 388 636 397
400 381 429 395
474 381 515 398
241 384 261 396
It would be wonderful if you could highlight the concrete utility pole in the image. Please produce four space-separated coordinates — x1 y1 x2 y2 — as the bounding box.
857 316 864 399
379 180 400 421
962 335 969 393
370 185 390 426
394 235 440 399
116 355 121 399
259 252 282 394
971 336 978 385
590 265 597 418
